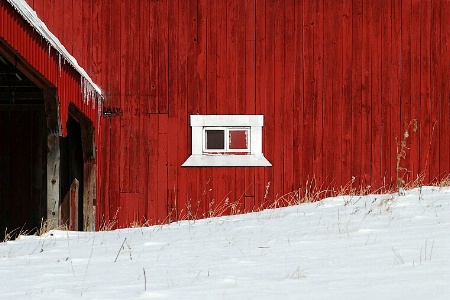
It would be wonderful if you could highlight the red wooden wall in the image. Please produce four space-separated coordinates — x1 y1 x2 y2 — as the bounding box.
23 0 450 228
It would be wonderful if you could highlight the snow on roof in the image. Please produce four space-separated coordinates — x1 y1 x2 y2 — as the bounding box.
6 0 103 101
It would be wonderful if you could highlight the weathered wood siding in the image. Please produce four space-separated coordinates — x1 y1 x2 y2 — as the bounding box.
25 0 450 227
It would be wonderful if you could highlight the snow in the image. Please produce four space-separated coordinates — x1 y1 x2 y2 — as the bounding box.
6 0 102 101
1 186 450 299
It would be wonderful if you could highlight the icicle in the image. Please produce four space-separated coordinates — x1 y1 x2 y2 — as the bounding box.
97 100 102 135
58 53 62 75
91 85 96 109
48 43 51 57
81 77 85 103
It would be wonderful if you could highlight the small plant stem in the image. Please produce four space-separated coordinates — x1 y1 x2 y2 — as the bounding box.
114 237 127 262
143 267 147 291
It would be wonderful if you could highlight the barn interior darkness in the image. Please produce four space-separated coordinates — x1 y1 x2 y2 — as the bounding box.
60 113 84 231
0 53 46 240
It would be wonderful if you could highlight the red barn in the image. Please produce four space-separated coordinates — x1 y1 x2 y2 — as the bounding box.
1 0 449 235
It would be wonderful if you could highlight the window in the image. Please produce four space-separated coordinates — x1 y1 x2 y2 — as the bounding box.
182 115 271 167
203 127 250 153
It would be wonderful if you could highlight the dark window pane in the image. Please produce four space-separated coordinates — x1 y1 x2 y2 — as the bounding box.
205 130 225 150
229 130 248 150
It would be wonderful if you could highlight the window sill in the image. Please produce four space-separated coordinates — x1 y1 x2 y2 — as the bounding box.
182 154 272 167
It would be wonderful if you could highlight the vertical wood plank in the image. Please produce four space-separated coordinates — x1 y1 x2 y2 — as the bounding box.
273 0 284 200
351 0 363 188
312 0 323 190
177 0 189 219
92 0 103 84
186 0 201 217
410 0 421 183
53 1 63 45
333 0 344 189
72 0 82 58
254 0 266 208
439 0 450 180
108 114 120 226
380 0 392 187
198 0 209 217
149 0 159 113
419 0 431 182
361 0 372 187
157 114 168 222
342 0 353 188
227 0 237 114
323 0 335 190
390 0 402 189
98 118 110 227
166 116 178 221
167 1 180 219
400 0 412 184
147 114 159 223
100 0 111 96
244 0 256 208
282 0 295 197
429 0 441 182
109 0 121 98
158 0 169 114
138 112 149 223
371 0 382 188
139 0 150 111
263 0 275 203
206 0 218 114
168 0 179 117
82 0 93 73
235 0 247 213
303 0 314 191
236 0 246 114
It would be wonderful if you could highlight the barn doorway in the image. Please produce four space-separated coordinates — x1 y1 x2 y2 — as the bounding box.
60 114 84 230
60 104 96 231
1 41 97 240
0 53 47 240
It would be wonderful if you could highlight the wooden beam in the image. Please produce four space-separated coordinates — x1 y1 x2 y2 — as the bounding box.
0 39 54 90
47 133 60 229
83 160 96 231
44 88 61 135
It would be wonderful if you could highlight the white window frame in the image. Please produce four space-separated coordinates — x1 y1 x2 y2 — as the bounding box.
182 115 272 167
203 127 250 153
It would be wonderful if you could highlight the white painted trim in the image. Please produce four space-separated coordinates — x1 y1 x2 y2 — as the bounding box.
183 115 271 167
250 126 262 155
191 115 263 127
191 126 203 155
182 155 272 167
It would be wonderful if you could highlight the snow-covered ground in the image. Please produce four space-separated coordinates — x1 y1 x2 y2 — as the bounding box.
1 186 449 299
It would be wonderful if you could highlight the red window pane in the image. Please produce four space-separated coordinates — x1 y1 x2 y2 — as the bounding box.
229 130 248 150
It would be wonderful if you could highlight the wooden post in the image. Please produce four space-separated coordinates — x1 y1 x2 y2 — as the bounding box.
47 133 60 229
69 179 79 231
44 88 61 230
83 159 96 231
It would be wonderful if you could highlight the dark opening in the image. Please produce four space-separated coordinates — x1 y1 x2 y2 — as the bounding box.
60 114 84 231
0 54 47 240
205 129 225 150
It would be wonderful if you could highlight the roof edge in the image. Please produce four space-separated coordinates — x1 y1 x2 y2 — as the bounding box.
6 0 103 100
